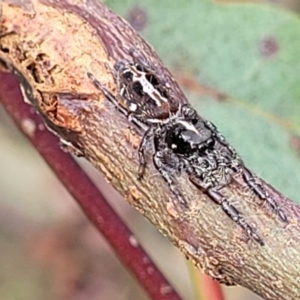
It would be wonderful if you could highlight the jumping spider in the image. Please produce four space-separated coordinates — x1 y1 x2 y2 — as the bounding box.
87 50 287 245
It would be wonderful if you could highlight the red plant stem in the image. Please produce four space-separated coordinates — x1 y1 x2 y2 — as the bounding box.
0 71 183 300
200 274 225 300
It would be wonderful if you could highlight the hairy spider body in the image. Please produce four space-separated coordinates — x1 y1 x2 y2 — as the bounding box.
114 55 179 123
87 50 287 245
152 105 265 245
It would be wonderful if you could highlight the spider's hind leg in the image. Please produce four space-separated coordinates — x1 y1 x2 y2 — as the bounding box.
207 187 264 245
189 175 264 245
242 167 288 223
137 127 155 180
153 149 188 208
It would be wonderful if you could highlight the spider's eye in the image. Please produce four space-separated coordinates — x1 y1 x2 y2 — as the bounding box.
166 124 198 155
197 138 215 153
206 138 215 148
191 118 198 125
198 144 207 152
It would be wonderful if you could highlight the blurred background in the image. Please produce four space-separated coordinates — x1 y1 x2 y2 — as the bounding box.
1 0 300 299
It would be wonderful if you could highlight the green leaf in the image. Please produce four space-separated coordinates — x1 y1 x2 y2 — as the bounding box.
106 0 300 204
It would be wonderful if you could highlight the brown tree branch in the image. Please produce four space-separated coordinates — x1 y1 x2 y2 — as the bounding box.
1 0 300 299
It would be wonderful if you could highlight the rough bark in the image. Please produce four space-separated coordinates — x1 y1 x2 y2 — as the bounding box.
1 0 300 299
0 71 184 300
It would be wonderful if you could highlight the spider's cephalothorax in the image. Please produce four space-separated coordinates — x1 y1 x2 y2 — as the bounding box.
88 52 287 245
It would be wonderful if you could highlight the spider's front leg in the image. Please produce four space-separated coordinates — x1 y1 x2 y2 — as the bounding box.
87 72 129 117
137 126 154 180
189 175 264 245
204 120 240 159
242 167 288 223
153 149 188 208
